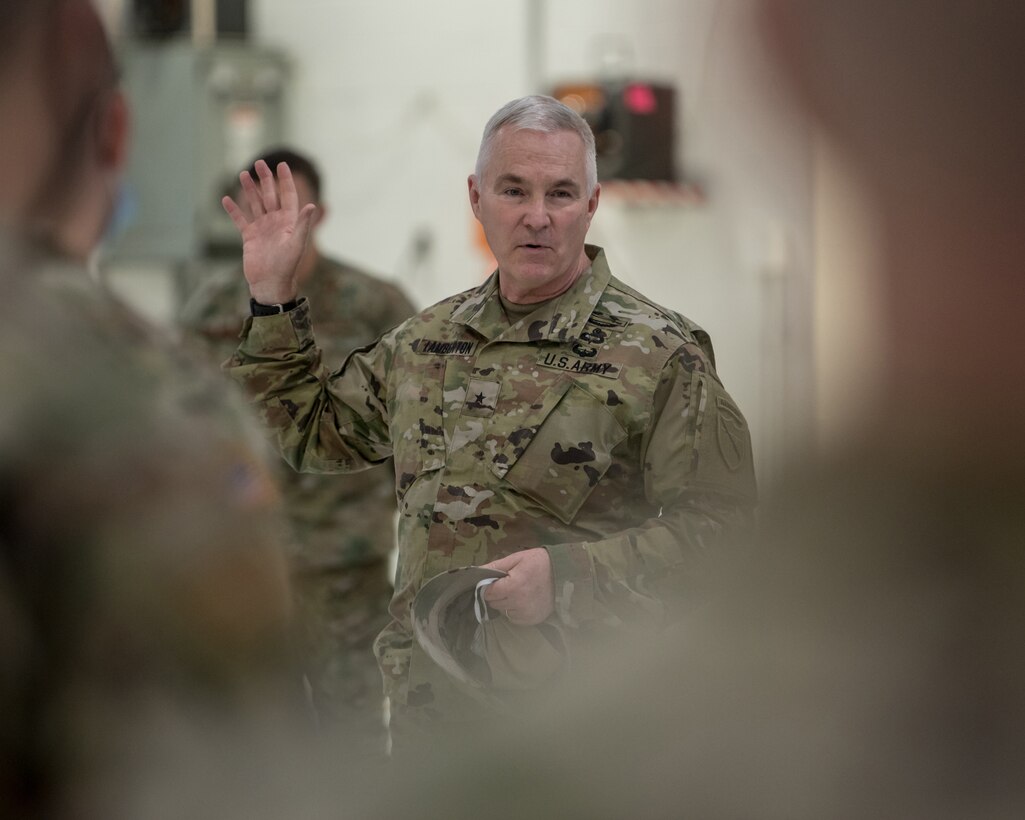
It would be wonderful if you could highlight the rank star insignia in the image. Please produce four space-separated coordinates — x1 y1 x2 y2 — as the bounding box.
462 378 501 417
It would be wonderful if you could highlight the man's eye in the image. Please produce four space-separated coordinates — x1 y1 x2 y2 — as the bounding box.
550 190 572 199
503 188 524 196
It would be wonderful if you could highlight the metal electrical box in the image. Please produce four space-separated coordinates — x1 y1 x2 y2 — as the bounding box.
551 81 677 182
107 41 290 262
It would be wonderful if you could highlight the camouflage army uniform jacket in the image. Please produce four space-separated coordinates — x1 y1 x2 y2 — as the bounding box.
228 245 757 719
180 254 416 571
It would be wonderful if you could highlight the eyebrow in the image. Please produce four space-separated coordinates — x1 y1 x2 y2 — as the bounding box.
493 174 581 192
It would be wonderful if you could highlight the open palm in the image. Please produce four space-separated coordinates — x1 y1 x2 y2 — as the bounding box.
221 159 317 305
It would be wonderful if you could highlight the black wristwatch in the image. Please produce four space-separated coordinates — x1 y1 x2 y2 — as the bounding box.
249 297 299 317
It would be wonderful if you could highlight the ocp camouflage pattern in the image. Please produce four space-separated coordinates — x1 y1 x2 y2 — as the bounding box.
228 245 757 727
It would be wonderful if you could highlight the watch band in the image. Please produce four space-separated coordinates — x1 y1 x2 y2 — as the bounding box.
249 297 299 317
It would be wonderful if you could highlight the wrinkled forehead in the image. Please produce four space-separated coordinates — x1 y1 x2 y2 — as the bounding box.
484 127 589 181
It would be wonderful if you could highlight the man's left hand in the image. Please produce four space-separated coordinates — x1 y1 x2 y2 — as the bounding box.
480 548 555 626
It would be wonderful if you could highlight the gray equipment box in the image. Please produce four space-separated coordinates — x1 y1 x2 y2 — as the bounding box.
108 40 290 262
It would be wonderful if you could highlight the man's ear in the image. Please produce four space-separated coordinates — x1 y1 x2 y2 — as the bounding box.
97 88 130 173
467 175 482 219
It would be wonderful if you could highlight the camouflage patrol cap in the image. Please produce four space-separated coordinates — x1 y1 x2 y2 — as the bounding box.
412 566 568 709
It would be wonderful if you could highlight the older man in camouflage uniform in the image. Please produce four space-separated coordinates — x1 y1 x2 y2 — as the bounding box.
347 2 1025 814
222 95 757 744
180 148 415 746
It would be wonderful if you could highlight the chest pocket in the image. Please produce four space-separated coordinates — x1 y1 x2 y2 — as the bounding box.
493 380 627 525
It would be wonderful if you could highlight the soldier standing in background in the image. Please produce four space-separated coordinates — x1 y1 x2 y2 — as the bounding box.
179 147 416 750
220 95 757 749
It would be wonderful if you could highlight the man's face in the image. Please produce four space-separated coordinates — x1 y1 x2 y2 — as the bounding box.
469 127 600 304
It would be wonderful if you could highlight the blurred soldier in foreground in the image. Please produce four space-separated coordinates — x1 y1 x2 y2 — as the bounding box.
0 2 317 817
221 95 757 747
359 0 1025 816
180 147 416 749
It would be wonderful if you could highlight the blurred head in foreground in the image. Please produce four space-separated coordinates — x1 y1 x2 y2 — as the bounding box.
760 0 1024 456
0 0 128 260
0 4 327 819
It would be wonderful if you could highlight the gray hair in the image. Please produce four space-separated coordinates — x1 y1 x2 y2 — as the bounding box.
474 95 598 195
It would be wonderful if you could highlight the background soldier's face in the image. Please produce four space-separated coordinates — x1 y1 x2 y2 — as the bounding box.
469 127 599 303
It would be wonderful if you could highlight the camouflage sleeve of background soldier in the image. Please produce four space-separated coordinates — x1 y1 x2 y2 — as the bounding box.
226 299 394 475
176 267 249 356
545 342 757 628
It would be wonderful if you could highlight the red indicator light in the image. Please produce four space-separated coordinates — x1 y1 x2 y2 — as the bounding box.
623 83 657 115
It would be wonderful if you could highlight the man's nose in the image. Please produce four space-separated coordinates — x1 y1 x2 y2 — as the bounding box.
522 196 551 230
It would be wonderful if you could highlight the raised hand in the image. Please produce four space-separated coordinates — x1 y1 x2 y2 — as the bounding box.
221 160 317 305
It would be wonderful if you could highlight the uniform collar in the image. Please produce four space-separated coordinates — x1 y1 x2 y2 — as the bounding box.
450 245 611 344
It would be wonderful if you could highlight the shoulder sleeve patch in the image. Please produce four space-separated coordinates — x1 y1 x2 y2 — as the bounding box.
692 381 756 500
